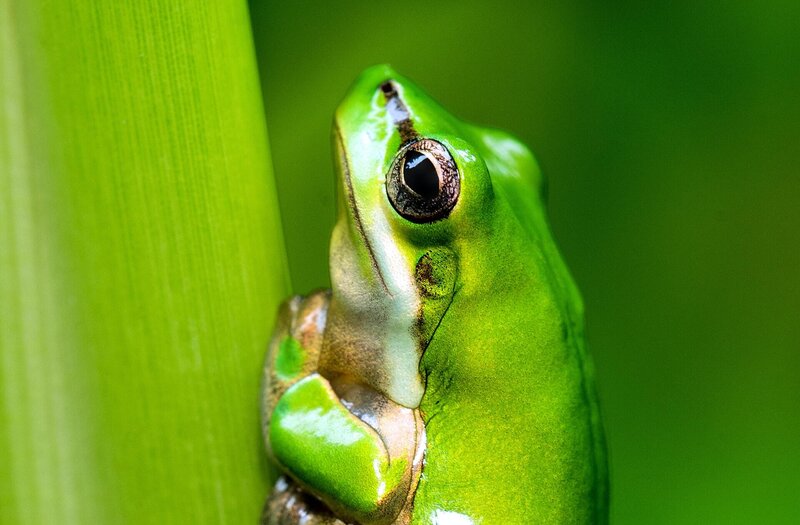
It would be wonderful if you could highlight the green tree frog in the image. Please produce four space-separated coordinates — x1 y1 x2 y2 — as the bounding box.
261 65 608 525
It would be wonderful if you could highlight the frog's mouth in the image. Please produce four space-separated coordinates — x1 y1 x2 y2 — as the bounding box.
333 122 390 297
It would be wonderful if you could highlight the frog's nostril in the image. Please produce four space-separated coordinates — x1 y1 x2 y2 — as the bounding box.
380 80 396 98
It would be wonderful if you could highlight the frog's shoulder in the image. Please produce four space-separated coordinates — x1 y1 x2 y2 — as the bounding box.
466 124 546 203
462 124 548 240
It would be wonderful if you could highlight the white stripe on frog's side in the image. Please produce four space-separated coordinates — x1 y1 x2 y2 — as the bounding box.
348 79 424 408
365 202 424 409
323 125 424 410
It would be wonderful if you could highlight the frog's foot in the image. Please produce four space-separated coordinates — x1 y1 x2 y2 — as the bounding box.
262 290 331 433
267 374 425 525
261 292 425 524
262 476 347 525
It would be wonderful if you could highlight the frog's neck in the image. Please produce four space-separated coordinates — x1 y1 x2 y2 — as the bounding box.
317 300 424 409
319 220 425 409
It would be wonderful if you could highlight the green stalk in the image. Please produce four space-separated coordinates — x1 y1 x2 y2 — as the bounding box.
0 1 286 523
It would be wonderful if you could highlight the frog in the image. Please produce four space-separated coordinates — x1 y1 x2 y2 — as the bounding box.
261 64 608 525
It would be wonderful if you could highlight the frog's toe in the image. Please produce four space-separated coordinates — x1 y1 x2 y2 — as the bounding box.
262 476 346 525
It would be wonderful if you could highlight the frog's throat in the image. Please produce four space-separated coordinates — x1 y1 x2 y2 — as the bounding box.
331 124 424 408
334 123 390 296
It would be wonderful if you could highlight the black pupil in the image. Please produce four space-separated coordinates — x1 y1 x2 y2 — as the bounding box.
403 151 440 199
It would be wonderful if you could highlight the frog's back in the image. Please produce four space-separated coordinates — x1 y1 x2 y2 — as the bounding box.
413 126 608 524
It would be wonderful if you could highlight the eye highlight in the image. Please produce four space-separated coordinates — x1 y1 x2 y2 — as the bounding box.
402 151 440 199
386 139 460 223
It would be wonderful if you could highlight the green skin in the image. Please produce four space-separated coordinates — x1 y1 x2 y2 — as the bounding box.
263 65 608 524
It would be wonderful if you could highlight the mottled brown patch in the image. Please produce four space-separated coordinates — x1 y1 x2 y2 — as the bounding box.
414 248 459 375
415 249 457 299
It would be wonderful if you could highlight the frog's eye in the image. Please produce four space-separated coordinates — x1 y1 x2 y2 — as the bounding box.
386 139 460 223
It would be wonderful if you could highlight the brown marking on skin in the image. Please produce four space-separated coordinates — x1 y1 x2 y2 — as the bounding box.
414 249 459 378
414 254 436 298
380 80 419 144
379 81 396 97
396 119 417 144
295 291 330 350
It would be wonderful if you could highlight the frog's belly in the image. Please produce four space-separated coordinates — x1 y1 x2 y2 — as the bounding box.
263 476 347 525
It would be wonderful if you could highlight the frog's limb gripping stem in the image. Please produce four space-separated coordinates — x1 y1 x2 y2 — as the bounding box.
262 292 424 525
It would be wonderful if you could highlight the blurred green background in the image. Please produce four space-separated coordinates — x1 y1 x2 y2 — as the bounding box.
249 1 800 523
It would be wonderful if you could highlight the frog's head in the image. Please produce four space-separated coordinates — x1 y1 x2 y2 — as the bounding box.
326 64 544 409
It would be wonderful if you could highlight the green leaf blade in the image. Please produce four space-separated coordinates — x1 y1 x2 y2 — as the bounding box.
1 1 286 523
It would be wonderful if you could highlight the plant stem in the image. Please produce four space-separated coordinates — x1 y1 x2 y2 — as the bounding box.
0 1 287 522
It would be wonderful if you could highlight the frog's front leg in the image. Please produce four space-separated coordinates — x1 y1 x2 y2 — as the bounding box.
262 292 424 525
